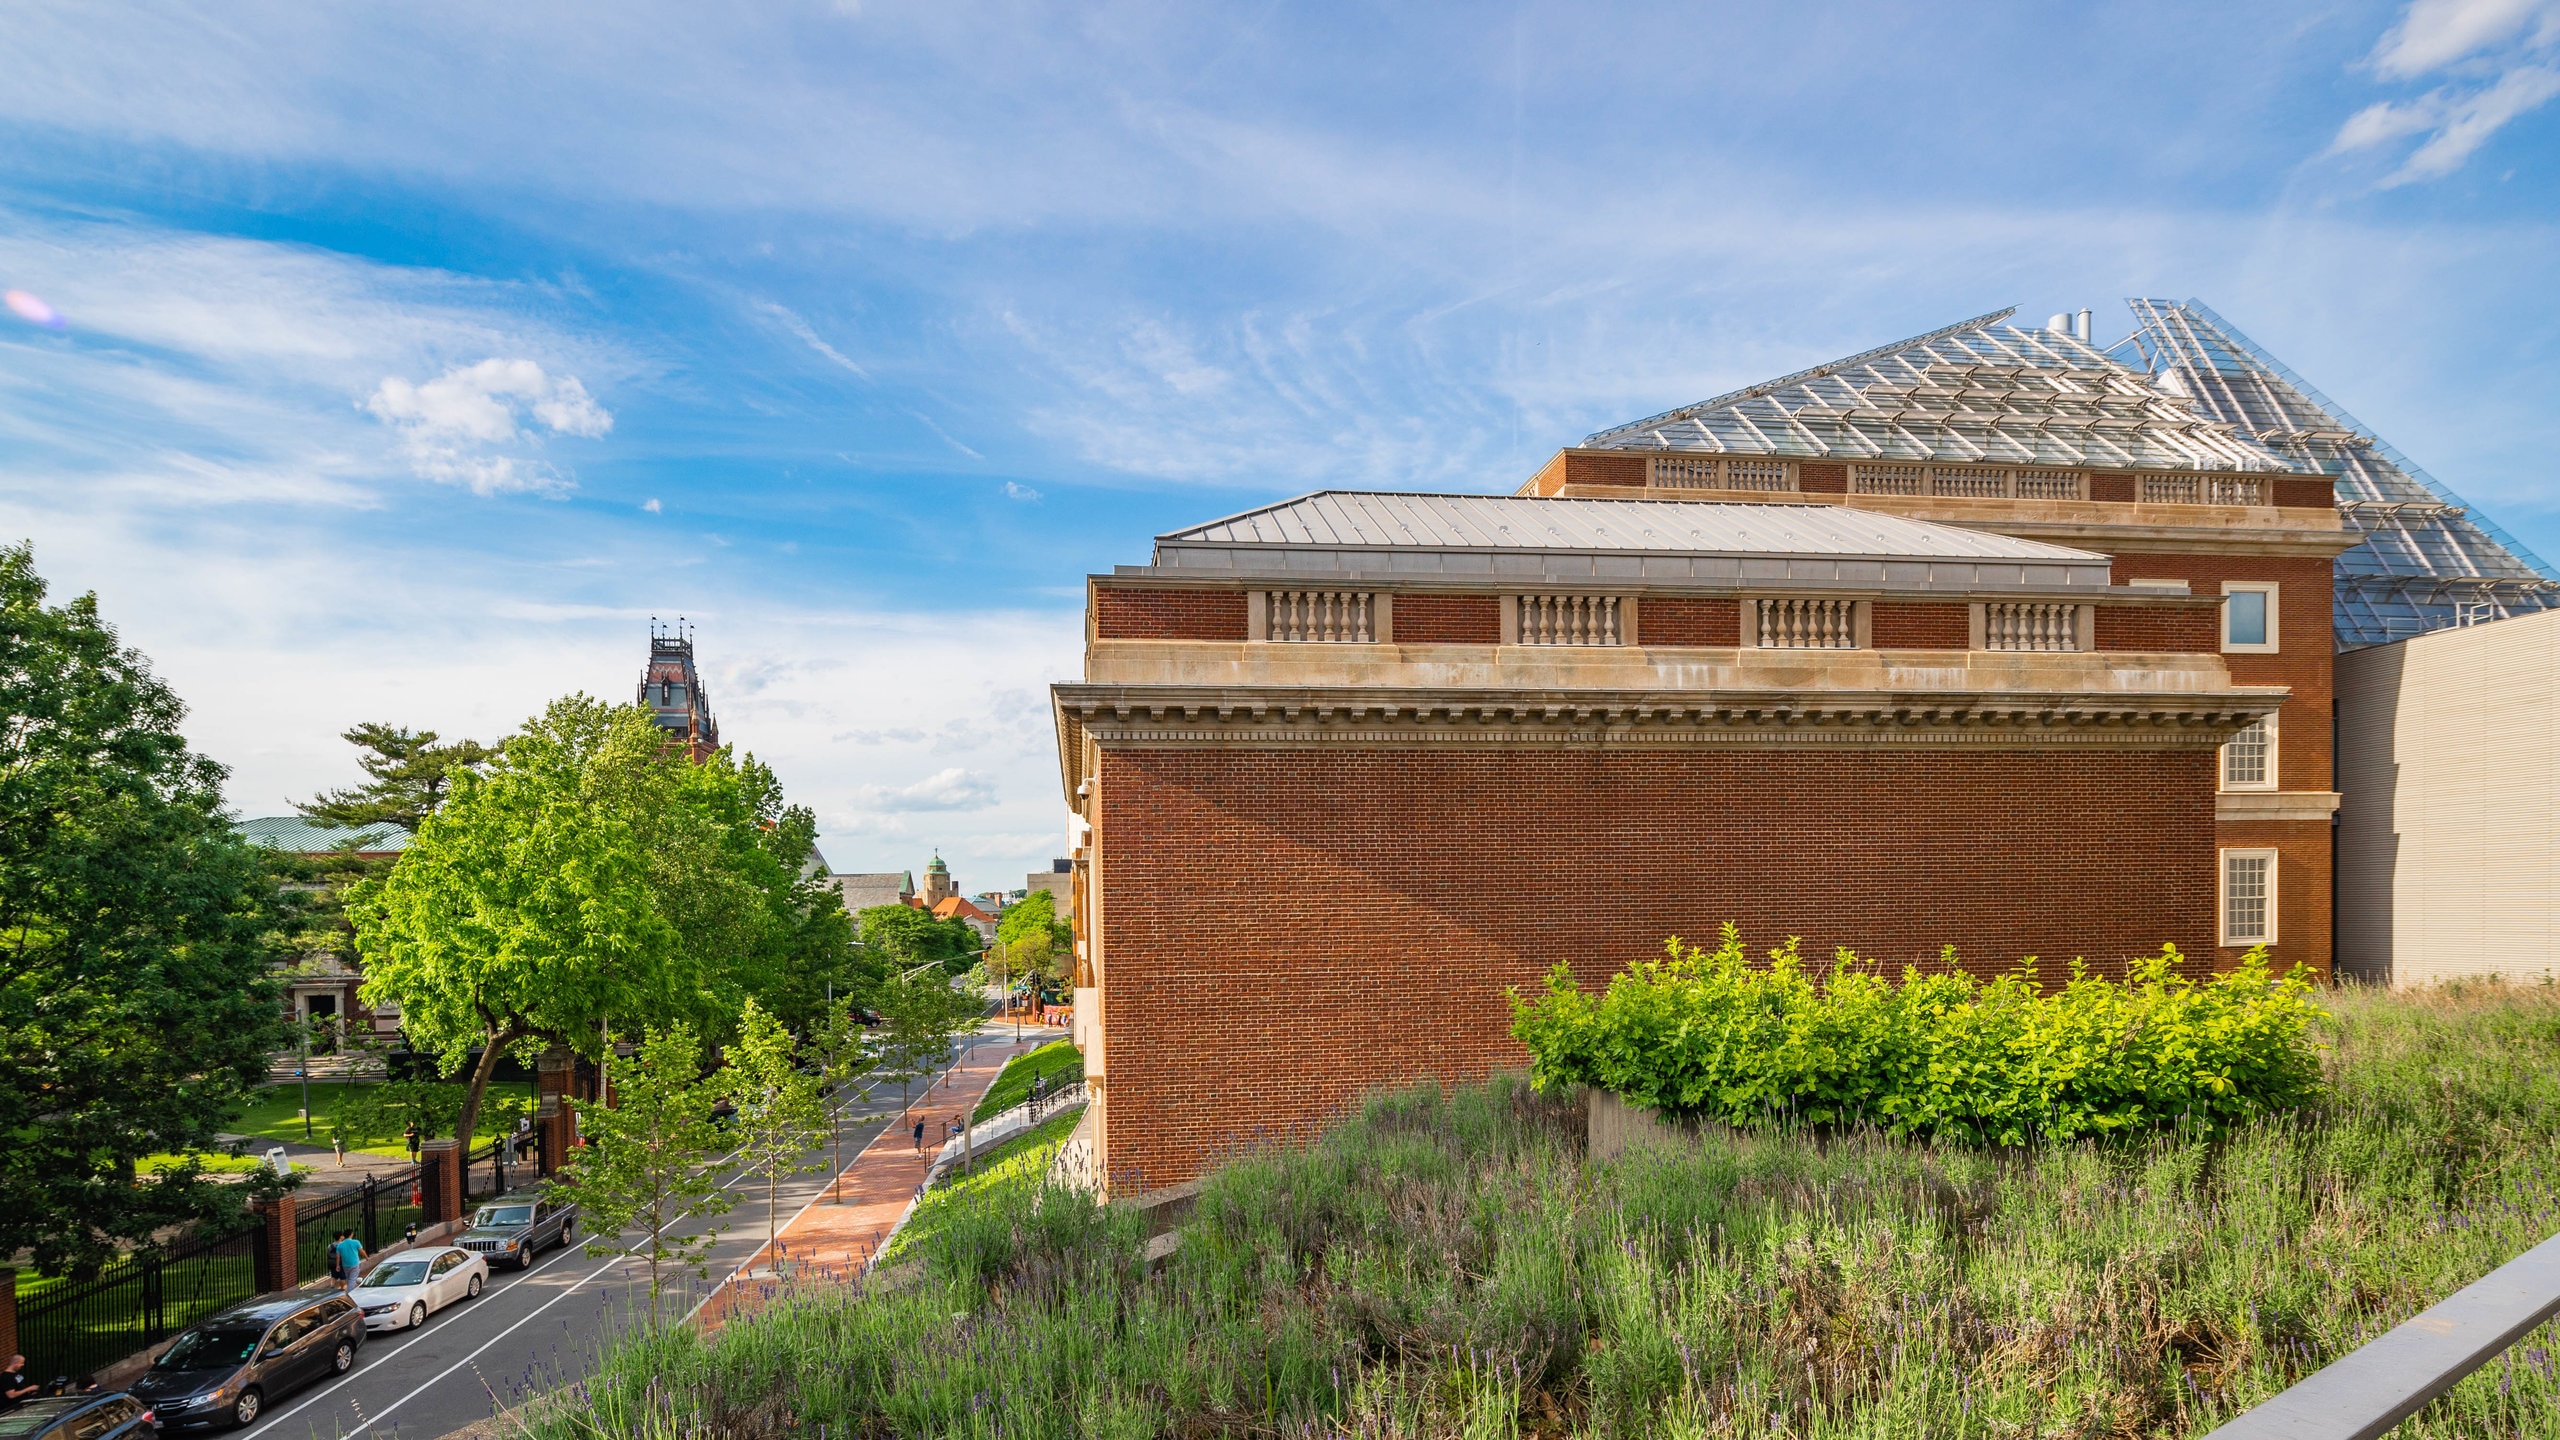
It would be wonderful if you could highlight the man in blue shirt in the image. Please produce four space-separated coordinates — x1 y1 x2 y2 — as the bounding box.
329 1231 367 1292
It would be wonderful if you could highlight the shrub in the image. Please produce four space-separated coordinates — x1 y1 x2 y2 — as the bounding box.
1510 924 2324 1143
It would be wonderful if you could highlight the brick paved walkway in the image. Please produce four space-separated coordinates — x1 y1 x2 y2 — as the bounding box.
692 1023 1066 1331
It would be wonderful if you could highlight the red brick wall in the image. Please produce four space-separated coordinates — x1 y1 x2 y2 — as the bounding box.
2090 473 2135 502
2273 477 2335 509
2213 819 2333 979
1872 602 1968 649
1393 595 1501 644
1094 588 1248 641
1800 462 1848 494
1094 743 2218 1187
2094 604 2220 652
2108 555 2334 792
1565 453 1646 488
1638 597 1739 646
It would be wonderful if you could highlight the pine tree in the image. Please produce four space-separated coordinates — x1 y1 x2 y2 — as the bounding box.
298 722 492 834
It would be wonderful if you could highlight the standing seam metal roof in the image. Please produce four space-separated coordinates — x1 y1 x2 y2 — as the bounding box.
1159 491 2103 562
1581 307 2310 475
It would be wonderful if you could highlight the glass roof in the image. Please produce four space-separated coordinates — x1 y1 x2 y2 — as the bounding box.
1585 308 2306 474
2109 299 2560 650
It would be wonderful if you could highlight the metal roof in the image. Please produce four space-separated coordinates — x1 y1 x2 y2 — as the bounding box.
1160 491 2100 561
1582 307 2310 475
2109 299 2560 650
235 815 410 853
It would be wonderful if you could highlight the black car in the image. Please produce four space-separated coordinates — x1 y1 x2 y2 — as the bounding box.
126 1291 364 1430
455 1193 576 1270
0 1393 156 1440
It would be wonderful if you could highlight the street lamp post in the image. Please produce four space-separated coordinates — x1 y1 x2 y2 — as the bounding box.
299 1020 313 1140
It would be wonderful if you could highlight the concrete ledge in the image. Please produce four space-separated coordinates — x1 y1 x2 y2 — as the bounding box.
1587 1090 1700 1163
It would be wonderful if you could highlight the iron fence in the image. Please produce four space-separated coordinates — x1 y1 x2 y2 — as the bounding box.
16 1220 260 1384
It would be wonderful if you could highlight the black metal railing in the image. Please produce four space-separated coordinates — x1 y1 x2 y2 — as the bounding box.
16 1219 261 1384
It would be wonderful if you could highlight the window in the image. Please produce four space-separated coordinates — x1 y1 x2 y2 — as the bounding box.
2222 849 2278 946
2222 582 2279 653
2221 714 2276 790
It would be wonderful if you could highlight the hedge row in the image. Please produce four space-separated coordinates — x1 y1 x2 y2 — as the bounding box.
1509 926 2324 1144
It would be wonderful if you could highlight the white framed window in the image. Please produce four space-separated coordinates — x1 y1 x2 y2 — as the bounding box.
2221 713 2277 791
2221 848 2278 946
2222 581 2279 653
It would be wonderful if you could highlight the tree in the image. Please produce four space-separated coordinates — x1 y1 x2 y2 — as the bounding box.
546 1024 733 1326
870 964 984 1126
298 723 492 833
726 999 826 1271
350 698 721 1153
803 1001 880 1204
0 544 291 1274
730 762 875 1033
857 903 979 976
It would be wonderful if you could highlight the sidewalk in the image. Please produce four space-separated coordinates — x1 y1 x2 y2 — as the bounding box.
692 1023 1065 1331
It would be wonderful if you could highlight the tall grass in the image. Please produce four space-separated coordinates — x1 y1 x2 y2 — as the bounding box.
526 982 2560 1438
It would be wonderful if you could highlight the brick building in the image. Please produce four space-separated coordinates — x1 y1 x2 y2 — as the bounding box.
1055 307 2359 1189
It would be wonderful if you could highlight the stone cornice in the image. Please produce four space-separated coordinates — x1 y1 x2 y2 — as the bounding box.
2216 790 2342 823
1052 682 2283 791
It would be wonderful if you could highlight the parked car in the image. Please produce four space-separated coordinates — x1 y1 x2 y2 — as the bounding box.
350 1246 488 1331
0 1393 157 1439
456 1192 576 1270
126 1290 364 1430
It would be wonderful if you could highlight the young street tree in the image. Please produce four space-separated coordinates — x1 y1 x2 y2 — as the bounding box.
870 964 984 1127
546 1024 733 1326
804 1000 879 1203
727 999 827 1271
0 544 291 1274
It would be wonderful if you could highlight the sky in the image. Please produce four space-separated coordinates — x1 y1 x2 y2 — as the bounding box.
2 0 2557 895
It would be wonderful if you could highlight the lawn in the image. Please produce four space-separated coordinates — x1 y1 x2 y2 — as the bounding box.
970 1039 1083 1123
226 1078 539 1156
522 982 2560 1439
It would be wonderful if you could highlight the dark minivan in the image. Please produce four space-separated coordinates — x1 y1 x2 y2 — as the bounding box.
126 1290 364 1429
0 1394 156 1440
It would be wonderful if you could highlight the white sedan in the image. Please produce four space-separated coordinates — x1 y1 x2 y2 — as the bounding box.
353 1246 488 1332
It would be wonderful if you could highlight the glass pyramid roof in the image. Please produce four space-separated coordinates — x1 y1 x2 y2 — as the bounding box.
2108 299 2560 650
1584 308 2305 474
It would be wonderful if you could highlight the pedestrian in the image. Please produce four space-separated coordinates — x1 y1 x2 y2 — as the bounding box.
1 1354 36 1409
332 1133 346 1168
403 1120 421 1162
403 1221 419 1246
911 1117 924 1151
330 1230 366 1292
324 1228 348 1289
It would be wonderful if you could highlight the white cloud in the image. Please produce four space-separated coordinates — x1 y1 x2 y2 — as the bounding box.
855 766 999 812
1001 480 1041 501
642 497 662 513
363 358 613 495
2370 0 2560 79
2336 0 2560 182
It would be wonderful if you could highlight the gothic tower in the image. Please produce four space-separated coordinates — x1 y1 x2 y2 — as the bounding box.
638 619 720 760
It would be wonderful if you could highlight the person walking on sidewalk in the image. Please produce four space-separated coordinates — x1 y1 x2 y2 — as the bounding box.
911 1117 925 1151
403 1120 421 1162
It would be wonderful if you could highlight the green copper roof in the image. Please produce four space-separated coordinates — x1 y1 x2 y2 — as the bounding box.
235 816 411 853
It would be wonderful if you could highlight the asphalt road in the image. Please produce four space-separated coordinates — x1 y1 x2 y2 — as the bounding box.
229 1039 1001 1440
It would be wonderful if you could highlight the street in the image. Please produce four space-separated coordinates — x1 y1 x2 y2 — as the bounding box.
234 1036 1006 1440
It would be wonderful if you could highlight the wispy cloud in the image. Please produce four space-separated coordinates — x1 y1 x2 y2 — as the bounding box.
856 766 999 812
2334 0 2560 183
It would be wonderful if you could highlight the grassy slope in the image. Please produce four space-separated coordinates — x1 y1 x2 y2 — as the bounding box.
525 983 2560 1439
971 1039 1083 1123
880 1108 1086 1266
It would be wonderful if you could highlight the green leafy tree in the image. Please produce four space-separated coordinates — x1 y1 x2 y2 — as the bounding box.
870 964 983 1125
350 698 725 1152
857 903 979 976
0 544 291 1274
804 1001 880 1203
298 723 493 833
726 999 827 1269
546 1024 733 1325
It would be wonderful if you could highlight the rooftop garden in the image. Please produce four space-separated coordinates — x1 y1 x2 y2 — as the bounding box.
520 954 2560 1439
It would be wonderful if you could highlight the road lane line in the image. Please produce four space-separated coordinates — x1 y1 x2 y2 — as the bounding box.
245 1093 887 1439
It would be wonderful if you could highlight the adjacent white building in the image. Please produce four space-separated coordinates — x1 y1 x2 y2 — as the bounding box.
2338 608 2560 985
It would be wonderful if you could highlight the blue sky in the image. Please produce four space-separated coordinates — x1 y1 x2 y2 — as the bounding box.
3 0 2557 893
